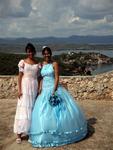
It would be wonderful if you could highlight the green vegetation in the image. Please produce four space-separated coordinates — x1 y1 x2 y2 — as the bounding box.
0 52 42 75
0 52 81 75
0 52 113 76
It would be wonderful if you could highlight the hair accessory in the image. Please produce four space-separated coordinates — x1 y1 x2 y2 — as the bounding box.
42 46 47 49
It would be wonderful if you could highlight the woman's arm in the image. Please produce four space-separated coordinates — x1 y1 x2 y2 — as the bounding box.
37 63 43 95
38 76 43 95
18 72 23 99
52 62 59 95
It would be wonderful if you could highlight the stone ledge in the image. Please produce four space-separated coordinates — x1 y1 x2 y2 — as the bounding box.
0 70 113 100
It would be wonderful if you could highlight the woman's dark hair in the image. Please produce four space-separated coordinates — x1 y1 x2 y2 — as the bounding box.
25 43 36 54
42 47 52 56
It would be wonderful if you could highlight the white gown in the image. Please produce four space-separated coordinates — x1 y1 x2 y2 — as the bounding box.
14 59 40 134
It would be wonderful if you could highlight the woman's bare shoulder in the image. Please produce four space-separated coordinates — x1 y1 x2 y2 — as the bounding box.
53 61 58 66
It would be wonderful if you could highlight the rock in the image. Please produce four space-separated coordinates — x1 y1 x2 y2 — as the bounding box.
0 71 113 100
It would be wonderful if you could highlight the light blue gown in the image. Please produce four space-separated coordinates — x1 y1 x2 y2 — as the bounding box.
29 63 87 147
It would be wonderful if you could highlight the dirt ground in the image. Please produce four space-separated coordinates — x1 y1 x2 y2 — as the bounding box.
0 99 113 150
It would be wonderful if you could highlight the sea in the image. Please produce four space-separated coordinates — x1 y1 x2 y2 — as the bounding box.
36 49 113 75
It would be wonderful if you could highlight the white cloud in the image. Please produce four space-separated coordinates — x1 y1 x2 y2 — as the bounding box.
0 0 32 18
0 0 113 37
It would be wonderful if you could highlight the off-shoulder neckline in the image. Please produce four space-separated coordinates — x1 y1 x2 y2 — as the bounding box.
22 59 38 66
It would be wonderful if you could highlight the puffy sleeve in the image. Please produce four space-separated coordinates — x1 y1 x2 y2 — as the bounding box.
18 59 24 72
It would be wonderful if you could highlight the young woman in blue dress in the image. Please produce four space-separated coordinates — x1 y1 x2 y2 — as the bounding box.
29 46 87 147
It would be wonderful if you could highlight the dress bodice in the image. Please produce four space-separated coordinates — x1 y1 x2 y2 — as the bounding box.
41 63 54 78
41 64 55 88
18 59 39 79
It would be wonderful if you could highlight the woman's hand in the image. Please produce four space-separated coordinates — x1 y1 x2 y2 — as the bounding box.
38 88 42 95
36 88 42 97
18 91 22 99
52 91 55 96
35 88 41 99
52 90 56 95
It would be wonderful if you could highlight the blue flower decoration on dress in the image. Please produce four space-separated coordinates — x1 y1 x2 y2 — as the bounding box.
49 93 62 106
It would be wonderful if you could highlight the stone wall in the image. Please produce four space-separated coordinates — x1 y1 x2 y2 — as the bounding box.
0 71 113 100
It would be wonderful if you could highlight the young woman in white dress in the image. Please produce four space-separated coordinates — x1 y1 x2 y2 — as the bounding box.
13 43 41 144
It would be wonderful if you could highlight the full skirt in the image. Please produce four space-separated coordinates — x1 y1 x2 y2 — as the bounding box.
29 85 87 147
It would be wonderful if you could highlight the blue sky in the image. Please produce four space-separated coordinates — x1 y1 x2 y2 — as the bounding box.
0 0 113 38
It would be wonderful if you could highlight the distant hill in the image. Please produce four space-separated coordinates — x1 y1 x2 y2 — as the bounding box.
0 35 113 44
0 36 113 53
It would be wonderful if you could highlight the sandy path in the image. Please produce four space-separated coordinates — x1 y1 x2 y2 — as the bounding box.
0 99 113 150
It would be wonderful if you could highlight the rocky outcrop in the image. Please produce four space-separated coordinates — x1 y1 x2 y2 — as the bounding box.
0 71 113 100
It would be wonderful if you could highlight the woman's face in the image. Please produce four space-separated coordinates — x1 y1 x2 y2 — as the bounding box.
43 49 51 61
27 49 35 59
